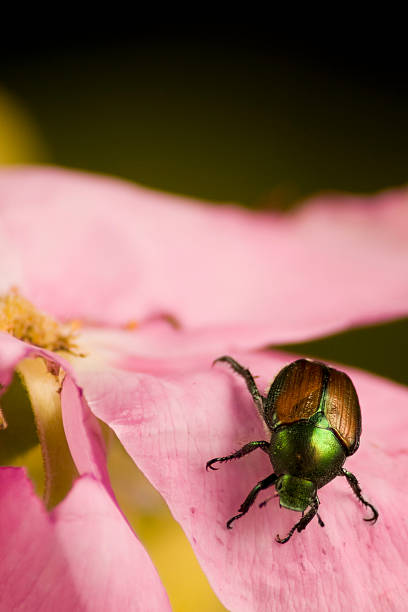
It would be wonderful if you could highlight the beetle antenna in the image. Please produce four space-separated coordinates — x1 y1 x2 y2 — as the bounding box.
259 493 279 509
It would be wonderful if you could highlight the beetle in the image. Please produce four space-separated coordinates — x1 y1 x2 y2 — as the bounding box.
206 356 378 543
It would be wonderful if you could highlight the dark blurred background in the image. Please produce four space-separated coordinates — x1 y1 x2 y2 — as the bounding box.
1 29 407 611
2 29 408 205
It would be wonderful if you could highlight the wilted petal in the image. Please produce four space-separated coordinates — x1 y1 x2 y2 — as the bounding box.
77 350 408 611
0 333 111 493
1 167 408 345
0 468 170 611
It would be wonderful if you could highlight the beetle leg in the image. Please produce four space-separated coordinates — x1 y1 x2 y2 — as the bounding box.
317 513 325 528
206 440 269 471
226 473 278 529
213 355 265 416
276 498 319 544
341 469 379 523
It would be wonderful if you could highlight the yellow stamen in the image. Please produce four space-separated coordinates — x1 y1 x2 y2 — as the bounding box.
0 288 78 353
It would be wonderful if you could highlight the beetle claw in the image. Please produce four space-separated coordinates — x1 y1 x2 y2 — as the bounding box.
212 356 227 367
205 460 219 471
226 515 240 529
363 508 379 524
369 504 379 523
361 501 378 523
275 533 291 544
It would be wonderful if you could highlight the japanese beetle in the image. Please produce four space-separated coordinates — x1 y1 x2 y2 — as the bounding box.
206 356 378 543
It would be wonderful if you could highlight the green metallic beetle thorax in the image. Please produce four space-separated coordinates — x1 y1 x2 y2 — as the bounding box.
269 418 346 490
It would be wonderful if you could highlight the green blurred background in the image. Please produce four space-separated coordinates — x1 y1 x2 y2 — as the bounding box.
1 31 407 611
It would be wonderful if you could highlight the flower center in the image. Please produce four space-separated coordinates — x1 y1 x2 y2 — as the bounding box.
0 288 78 352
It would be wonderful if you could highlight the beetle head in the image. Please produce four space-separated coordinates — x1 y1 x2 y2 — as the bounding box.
275 475 316 512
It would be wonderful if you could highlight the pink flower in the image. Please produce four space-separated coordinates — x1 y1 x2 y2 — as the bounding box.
1 167 407 610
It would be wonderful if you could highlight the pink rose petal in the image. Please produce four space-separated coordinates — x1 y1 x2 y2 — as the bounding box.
1 167 408 346
0 468 170 611
60 374 114 498
77 350 408 611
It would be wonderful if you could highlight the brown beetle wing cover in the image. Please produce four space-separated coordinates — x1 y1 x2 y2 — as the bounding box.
266 360 324 427
324 368 362 455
